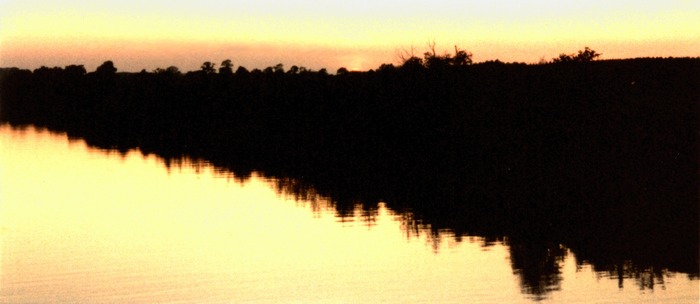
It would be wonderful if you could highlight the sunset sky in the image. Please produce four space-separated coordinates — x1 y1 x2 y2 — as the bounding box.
1 0 698 72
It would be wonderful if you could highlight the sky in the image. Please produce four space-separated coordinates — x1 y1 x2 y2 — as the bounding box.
1 0 698 72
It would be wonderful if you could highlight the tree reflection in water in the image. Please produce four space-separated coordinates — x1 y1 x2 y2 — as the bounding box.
509 240 566 298
220 160 696 297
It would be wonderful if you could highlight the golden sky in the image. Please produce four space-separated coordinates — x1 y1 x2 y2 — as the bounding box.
1 0 698 72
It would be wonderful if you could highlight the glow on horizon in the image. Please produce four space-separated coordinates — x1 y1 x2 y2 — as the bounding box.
1 0 699 71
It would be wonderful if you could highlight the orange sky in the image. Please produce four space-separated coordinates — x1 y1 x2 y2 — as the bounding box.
1 0 698 72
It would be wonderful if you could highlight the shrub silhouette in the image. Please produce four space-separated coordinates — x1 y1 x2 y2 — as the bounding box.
552 47 601 63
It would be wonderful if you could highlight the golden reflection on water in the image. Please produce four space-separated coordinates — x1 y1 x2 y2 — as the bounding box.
1 125 698 303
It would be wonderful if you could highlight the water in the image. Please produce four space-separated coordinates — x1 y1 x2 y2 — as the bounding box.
1 125 697 303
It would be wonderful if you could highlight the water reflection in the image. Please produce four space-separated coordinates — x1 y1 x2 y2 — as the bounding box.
508 240 566 300
1 125 698 303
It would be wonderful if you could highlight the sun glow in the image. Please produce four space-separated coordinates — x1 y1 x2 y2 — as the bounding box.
1 0 698 71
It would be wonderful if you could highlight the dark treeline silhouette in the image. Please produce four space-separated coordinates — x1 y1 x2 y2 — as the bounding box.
1 49 698 295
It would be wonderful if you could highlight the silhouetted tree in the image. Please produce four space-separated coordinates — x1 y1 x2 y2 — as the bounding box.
399 56 424 72
235 66 250 75
552 54 574 63
219 59 233 75
424 49 451 70
201 61 216 74
64 65 87 76
423 44 473 70
336 67 349 75
576 47 601 61
377 63 396 73
287 65 300 74
552 47 601 63
166 66 181 75
423 41 447 70
396 45 419 64
452 46 473 66
273 63 284 74
263 64 285 74
95 61 117 75
154 66 181 75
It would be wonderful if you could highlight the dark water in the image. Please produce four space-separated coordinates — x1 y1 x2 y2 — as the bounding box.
1 125 697 303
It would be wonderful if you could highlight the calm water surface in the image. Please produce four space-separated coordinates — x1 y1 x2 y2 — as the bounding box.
1 125 697 303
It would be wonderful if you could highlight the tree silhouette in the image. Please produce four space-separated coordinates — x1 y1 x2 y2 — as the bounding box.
377 63 396 73
95 61 117 75
65 65 87 76
219 59 233 75
399 56 424 71
287 65 300 74
235 66 250 75
336 67 349 75
575 47 601 61
552 47 601 63
452 46 473 66
201 61 216 74
154 66 181 75
400 44 472 70
166 66 181 75
273 63 284 74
